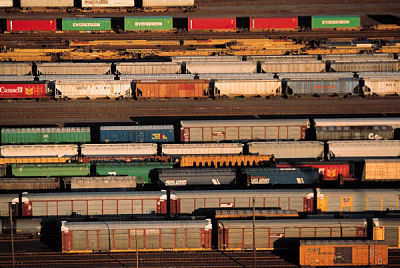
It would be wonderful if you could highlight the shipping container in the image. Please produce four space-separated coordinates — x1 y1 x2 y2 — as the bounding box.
135 79 210 98
0 0 12 7
142 0 194 8
250 17 298 31
20 0 74 7
181 119 309 142
100 125 174 143
161 143 243 156
362 159 400 181
188 18 236 31
11 163 91 177
186 62 257 74
363 77 400 95
0 62 32 76
373 218 400 249
82 0 134 7
157 168 237 186
285 78 360 95
327 140 400 159
81 143 157 157
0 144 78 157
61 219 211 253
214 79 280 97
248 141 324 160
7 19 57 32
115 62 180 74
316 126 393 140
37 62 111 75
0 81 50 98
1 127 90 144
330 61 399 72
311 15 361 29
179 154 274 168
64 176 137 190
243 167 319 185
124 17 173 31
55 80 131 99
62 18 111 31
0 178 60 191
299 240 388 267
261 61 326 73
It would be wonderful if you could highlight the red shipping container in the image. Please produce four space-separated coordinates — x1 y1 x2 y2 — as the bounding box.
250 17 298 30
0 82 50 98
188 18 236 31
7 19 57 31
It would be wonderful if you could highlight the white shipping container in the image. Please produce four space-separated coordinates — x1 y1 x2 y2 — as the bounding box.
37 62 111 75
0 63 32 76
142 0 194 7
363 159 400 181
116 62 181 75
82 0 134 7
0 144 78 157
20 0 74 7
81 143 157 156
55 80 131 99
363 78 400 95
248 141 324 159
162 143 243 155
261 61 325 73
328 140 400 158
65 176 137 189
214 79 280 97
186 62 257 74
0 0 13 7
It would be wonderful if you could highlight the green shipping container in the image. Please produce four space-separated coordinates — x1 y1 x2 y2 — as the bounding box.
11 163 91 177
312 15 360 29
62 18 111 31
124 17 173 31
1 127 90 144
96 162 174 184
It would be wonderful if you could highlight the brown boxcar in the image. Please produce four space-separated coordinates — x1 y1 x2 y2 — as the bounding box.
135 79 210 98
299 240 388 267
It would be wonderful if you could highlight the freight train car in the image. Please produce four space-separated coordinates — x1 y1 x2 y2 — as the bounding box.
0 81 50 99
100 125 174 143
327 140 400 159
11 163 90 177
157 168 237 186
0 144 78 157
373 218 400 249
213 79 281 97
284 78 360 96
115 62 180 75
363 77 400 96
0 62 32 76
7 19 57 32
242 167 319 185
248 141 324 160
135 79 210 98
54 80 131 99
311 15 361 30
188 18 236 31
249 17 298 31
124 16 173 31
185 62 257 74
81 143 158 157
362 159 400 181
36 62 111 75
161 143 243 156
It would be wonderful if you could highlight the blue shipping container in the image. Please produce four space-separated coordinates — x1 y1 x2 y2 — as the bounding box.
243 167 319 185
286 79 359 95
100 125 175 143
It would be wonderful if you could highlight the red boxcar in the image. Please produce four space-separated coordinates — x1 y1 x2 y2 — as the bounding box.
135 79 210 98
250 17 298 31
188 18 236 31
7 19 57 31
0 82 50 99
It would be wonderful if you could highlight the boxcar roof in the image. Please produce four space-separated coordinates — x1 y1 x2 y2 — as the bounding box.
23 191 164 201
101 125 173 130
181 119 310 128
314 117 400 128
175 189 313 198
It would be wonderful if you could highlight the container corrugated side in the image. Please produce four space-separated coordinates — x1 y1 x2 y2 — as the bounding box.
0 144 78 157
55 80 131 99
142 0 194 8
124 17 173 31
186 62 257 74
286 79 359 95
214 79 280 97
62 18 111 31
0 81 49 98
188 18 236 30
328 140 400 158
116 62 180 74
135 79 209 98
250 17 298 30
20 0 74 7
248 141 324 159
161 143 243 155
11 163 91 177
0 0 12 7
261 61 325 72
331 61 399 72
363 159 400 181
66 176 137 189
311 15 360 29
100 125 174 143
7 19 57 31
243 167 319 185
81 143 157 156
364 78 400 95
0 63 32 76
316 126 393 140
37 62 111 75
82 0 134 7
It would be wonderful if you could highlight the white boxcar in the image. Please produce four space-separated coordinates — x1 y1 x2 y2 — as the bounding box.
186 62 257 74
363 78 400 95
81 143 157 156
142 0 194 8
115 62 181 75
362 159 400 181
314 118 400 129
0 63 32 76
248 141 324 159
64 176 137 189
0 0 12 7
327 140 400 158
162 143 243 155
20 0 74 7
0 144 78 157
181 119 310 142
330 61 399 72
82 0 134 7
261 61 325 73
37 62 111 75
55 80 131 99
214 79 281 97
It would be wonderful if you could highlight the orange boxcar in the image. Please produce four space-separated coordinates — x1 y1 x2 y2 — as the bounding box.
135 79 210 98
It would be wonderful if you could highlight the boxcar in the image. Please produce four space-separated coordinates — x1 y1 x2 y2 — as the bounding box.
327 140 400 159
62 18 111 31
185 62 257 74
218 218 367 251
299 240 387 267
180 119 309 142
0 62 32 76
261 61 325 73
362 159 400 181
20 0 74 7
11 163 90 177
311 15 361 29
214 79 281 97
316 188 400 212
81 143 157 156
36 62 111 75
373 218 400 249
242 167 319 185
55 80 131 99
0 81 50 99
0 144 78 157
0 177 60 191
135 79 210 98
7 19 57 32
188 18 236 31
124 17 173 31
1 127 90 144
363 77 400 95
161 143 243 156
61 219 212 253
316 126 393 140
64 176 137 190
285 78 360 95
248 141 324 160
157 168 237 186
115 62 180 74
19 191 168 217
100 125 174 143
250 17 298 31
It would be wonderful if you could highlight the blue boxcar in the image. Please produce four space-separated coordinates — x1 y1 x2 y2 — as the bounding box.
243 167 319 185
286 79 360 95
100 125 175 143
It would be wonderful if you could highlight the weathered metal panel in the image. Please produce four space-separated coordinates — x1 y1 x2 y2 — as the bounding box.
11 163 91 177
364 78 400 95
135 79 209 98
311 15 360 29
327 140 400 158
55 80 131 99
243 167 319 185
115 62 180 74
363 159 400 181
0 178 60 191
0 144 78 157
188 18 236 31
7 19 57 31
161 143 243 155
0 63 32 76
20 0 74 7
186 62 257 74
286 79 359 95
82 0 134 7
64 176 137 189
142 0 194 7
261 61 325 73
248 141 324 159
316 126 393 140
158 168 237 186
171 56 242 62
37 62 111 75
331 61 399 72
214 79 280 97
62 18 111 31
100 125 174 143
0 0 12 7
314 118 400 128
81 143 157 156
124 17 173 31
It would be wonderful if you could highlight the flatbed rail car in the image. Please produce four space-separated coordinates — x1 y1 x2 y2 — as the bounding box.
179 154 274 168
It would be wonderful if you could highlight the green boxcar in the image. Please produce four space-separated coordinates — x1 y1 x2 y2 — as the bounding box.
96 162 174 184
124 17 173 31
1 127 90 144
62 18 112 31
311 15 360 29
11 163 90 177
